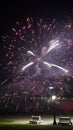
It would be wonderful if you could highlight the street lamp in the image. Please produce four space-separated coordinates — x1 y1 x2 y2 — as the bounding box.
52 95 57 125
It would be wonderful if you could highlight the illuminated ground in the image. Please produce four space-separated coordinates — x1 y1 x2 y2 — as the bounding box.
11 115 54 125
0 115 73 125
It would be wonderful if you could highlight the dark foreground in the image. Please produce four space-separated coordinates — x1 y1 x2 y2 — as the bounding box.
0 124 73 130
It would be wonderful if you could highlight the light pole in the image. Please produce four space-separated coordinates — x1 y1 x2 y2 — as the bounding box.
52 95 57 125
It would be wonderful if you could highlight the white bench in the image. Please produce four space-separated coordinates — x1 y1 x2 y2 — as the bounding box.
58 117 72 126
29 115 43 124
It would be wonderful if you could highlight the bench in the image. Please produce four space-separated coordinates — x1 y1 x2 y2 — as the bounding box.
58 117 72 126
29 115 43 124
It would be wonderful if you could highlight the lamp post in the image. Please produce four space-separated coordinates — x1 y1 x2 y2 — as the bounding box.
52 95 57 125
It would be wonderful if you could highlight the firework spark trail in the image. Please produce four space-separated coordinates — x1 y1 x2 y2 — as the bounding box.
50 63 68 73
43 61 68 73
46 40 59 55
27 50 36 56
21 38 68 76
22 62 34 71
0 79 8 85
43 61 51 68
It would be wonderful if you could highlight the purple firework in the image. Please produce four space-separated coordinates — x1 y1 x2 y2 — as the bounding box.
0 17 73 97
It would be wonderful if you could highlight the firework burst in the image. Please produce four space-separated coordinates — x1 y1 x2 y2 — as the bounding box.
0 17 73 97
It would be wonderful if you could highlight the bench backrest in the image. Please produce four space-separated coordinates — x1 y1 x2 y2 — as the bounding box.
31 116 41 120
59 117 71 123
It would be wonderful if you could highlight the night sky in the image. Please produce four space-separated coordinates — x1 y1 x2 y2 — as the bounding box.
0 0 73 99
0 1 73 30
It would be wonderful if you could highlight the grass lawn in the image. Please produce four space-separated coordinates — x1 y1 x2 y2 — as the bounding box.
0 119 73 130
0 124 73 130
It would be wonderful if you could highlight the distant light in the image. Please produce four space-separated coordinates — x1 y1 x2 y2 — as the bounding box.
49 87 54 90
52 95 56 100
